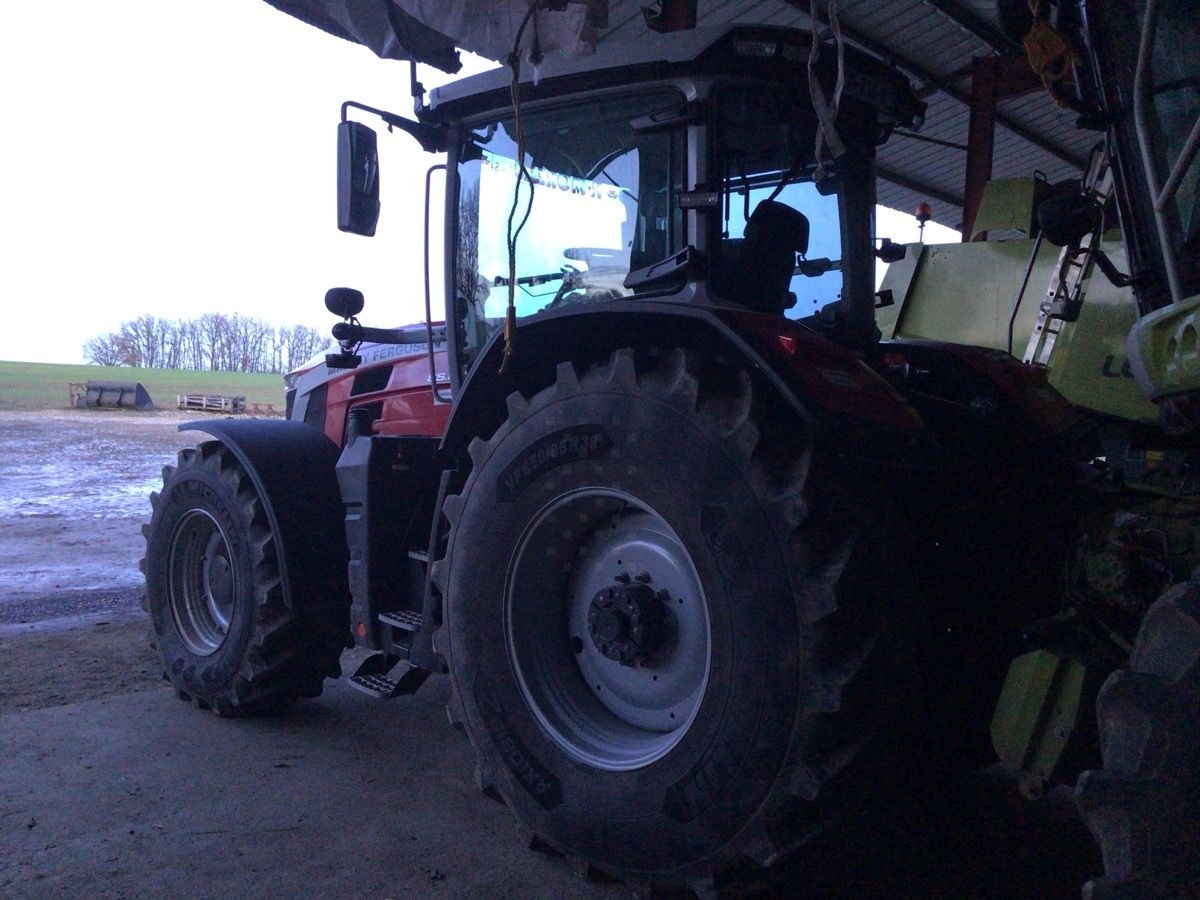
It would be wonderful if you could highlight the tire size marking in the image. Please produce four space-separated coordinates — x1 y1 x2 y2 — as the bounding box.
497 426 611 502
474 673 563 810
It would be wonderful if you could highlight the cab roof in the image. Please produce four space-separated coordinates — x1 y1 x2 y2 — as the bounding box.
427 23 923 132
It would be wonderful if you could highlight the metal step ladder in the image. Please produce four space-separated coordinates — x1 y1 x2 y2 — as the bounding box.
348 609 429 699
1023 150 1116 367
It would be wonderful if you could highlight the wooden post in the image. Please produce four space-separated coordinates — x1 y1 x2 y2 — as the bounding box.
963 56 998 241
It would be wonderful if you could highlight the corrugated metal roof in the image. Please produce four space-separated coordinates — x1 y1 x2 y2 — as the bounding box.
593 0 1090 231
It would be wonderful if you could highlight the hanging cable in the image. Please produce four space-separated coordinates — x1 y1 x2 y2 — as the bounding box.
499 3 543 375
807 0 847 183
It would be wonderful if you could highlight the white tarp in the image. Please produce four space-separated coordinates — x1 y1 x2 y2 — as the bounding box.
393 0 605 62
264 0 607 71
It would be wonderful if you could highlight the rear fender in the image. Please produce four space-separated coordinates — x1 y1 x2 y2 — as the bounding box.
873 340 1098 460
440 302 935 472
178 419 350 620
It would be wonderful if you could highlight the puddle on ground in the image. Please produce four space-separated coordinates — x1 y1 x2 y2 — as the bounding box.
0 411 212 605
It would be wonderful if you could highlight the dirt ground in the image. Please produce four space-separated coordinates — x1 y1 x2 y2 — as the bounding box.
0 410 213 713
0 409 213 715
0 409 206 614
0 409 1102 896
0 409 624 898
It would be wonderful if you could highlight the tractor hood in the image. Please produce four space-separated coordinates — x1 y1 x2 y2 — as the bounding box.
263 0 608 72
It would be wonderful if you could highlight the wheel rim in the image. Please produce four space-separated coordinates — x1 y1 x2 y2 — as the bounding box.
168 509 237 656
506 489 711 771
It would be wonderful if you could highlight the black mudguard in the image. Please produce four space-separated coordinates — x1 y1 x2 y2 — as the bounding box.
441 301 937 473
179 419 350 618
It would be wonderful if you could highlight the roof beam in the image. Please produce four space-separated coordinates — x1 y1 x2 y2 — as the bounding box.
877 165 964 210
963 55 999 239
920 0 1016 54
781 0 1085 170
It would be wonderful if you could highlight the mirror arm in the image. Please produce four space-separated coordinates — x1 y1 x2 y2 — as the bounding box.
409 60 426 115
341 100 446 153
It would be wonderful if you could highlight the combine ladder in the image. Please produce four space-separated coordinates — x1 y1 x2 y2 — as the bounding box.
1023 150 1116 367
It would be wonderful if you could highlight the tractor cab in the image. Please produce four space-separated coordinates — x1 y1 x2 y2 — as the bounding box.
335 25 923 387
430 25 922 379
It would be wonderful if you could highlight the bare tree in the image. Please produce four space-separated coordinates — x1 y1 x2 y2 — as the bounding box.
115 315 174 368
280 323 328 371
83 314 331 373
83 332 127 366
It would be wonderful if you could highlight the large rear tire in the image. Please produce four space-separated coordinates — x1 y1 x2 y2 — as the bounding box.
1077 581 1200 898
436 348 911 889
142 441 344 715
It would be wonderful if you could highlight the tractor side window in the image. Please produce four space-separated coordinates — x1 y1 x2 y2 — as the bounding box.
710 84 843 319
453 90 686 373
723 181 842 319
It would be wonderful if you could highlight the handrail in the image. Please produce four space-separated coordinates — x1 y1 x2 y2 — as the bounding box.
425 163 452 404
1132 0 1184 305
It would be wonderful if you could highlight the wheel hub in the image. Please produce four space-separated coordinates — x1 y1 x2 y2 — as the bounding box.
587 583 670 665
203 532 235 621
506 490 711 771
168 508 236 657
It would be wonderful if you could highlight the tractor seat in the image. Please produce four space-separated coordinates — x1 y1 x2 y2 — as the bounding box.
715 200 810 315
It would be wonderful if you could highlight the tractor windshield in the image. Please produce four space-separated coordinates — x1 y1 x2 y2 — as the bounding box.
453 89 686 369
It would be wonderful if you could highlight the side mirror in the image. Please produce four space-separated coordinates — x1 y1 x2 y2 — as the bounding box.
325 287 365 319
338 121 380 236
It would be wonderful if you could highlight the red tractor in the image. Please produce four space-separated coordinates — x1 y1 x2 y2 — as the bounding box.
143 3 1200 893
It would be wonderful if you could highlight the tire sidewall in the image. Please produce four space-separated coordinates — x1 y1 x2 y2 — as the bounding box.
447 384 801 875
145 460 258 702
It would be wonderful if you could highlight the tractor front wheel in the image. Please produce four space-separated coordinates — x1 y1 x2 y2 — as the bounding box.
142 441 342 714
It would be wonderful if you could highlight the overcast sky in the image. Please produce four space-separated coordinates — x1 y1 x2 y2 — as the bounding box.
1 1 953 366
1 0 495 365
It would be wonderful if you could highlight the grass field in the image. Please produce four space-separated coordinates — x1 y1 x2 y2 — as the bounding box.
0 360 285 411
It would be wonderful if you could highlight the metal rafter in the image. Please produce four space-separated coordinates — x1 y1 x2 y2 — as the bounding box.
877 165 964 209
781 0 1085 169
920 0 1016 54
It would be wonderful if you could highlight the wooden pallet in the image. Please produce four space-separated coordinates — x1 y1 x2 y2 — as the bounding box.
177 394 246 414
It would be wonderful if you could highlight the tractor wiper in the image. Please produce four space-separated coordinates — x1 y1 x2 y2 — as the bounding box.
492 270 567 299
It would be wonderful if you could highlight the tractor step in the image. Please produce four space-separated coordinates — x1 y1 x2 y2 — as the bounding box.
349 672 403 697
348 655 432 699
379 609 423 631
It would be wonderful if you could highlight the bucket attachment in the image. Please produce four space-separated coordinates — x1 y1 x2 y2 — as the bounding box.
80 380 154 410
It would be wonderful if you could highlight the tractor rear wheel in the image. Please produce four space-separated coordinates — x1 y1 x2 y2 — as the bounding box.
142 441 343 715
1077 581 1200 898
436 348 911 889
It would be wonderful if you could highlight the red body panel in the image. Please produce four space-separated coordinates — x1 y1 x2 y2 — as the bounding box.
318 350 451 447
718 309 926 431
